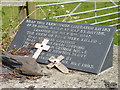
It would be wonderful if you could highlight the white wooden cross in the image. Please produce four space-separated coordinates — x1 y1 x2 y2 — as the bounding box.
47 55 69 73
32 39 50 59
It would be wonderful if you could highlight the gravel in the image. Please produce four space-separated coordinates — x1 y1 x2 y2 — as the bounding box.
0 45 119 89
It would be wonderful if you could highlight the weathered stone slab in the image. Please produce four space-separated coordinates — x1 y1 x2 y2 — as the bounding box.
8 18 116 74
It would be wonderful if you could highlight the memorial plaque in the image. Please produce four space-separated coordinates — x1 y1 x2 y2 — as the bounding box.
8 18 116 74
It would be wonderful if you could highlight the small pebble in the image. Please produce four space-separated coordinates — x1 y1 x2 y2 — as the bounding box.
109 82 118 88
28 85 35 89
110 82 117 86
104 80 118 89
53 82 56 84
15 75 22 78
25 85 35 89
104 80 110 84
19 76 26 83
94 78 97 80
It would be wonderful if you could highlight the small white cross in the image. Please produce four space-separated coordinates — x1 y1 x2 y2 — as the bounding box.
32 39 50 59
47 55 69 73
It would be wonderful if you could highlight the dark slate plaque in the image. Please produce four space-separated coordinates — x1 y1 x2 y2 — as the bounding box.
8 18 116 74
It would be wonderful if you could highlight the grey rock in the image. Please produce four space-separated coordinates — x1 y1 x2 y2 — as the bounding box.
104 80 110 84
111 82 117 86
2 52 45 76
19 76 27 83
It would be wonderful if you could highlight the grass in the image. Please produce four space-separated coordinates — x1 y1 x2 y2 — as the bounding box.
1 2 120 51
0 6 2 42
